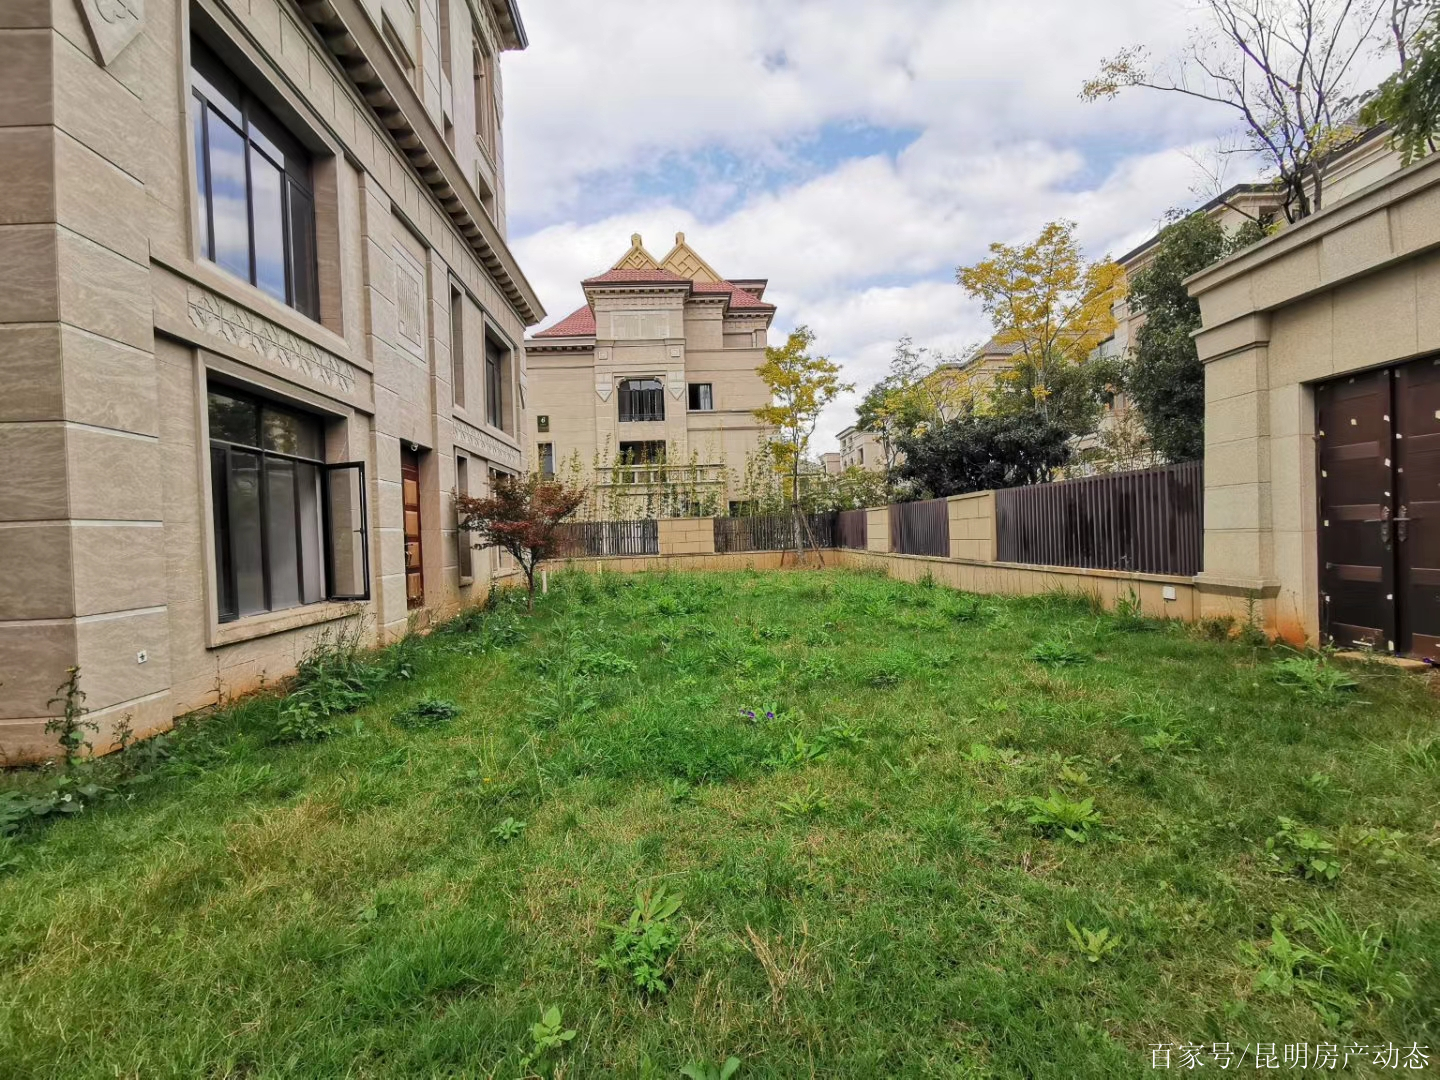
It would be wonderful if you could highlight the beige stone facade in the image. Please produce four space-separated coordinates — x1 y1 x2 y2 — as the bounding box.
1188 151 1440 647
837 425 883 472
1 0 541 761
525 234 776 517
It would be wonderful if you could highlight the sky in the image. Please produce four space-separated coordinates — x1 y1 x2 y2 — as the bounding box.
501 0 1257 453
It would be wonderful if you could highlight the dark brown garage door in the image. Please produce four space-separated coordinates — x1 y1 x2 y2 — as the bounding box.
1317 358 1440 658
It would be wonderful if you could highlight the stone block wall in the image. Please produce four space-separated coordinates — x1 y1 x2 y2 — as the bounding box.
947 492 996 562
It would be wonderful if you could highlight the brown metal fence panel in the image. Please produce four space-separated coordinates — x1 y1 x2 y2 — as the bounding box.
714 513 837 553
835 508 868 550
994 461 1203 575
889 498 950 557
552 519 659 557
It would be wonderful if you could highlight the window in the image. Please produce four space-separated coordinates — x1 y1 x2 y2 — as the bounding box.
618 441 666 465
857 447 864 465
485 334 506 429
191 40 318 319
207 386 368 621
473 40 495 152
455 453 472 579
687 383 714 411
449 285 465 408
538 442 555 477
618 378 664 422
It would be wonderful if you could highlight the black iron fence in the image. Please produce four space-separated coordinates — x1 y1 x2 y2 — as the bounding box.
995 461 1203 576
835 508 868 550
890 498 950 557
714 512 837 553
552 519 660 558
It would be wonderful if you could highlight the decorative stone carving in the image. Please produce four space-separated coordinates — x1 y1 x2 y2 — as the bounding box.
454 418 522 470
669 347 681 359
76 0 144 66
393 246 426 362
666 371 684 400
595 375 612 402
186 285 357 395
596 348 610 361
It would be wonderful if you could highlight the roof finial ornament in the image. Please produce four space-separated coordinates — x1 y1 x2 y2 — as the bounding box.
675 231 685 245
631 233 642 247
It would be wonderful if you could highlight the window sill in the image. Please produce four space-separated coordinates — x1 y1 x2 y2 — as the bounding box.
459 575 475 587
211 600 367 648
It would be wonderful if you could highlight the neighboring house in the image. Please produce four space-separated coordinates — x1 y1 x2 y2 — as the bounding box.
0 0 542 761
525 233 777 516
820 452 843 476
837 426 886 472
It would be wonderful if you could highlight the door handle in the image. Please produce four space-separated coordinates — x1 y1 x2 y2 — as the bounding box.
1395 505 1412 543
1363 507 1392 544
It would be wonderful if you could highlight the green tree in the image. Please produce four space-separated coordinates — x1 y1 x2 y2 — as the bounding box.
855 337 933 479
957 220 1125 435
1363 3 1440 164
754 326 853 556
895 410 1072 498
1126 211 1265 463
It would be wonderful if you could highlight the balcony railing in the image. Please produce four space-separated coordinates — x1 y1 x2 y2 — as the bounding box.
597 464 726 487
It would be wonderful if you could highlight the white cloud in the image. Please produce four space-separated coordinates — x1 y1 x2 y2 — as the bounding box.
503 0 1273 451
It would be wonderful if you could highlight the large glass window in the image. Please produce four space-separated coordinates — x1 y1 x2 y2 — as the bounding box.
208 386 368 621
618 378 665 423
191 40 319 319
688 383 713 411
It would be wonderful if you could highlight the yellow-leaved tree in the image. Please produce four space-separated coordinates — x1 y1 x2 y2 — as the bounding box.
753 325 853 557
957 220 1125 435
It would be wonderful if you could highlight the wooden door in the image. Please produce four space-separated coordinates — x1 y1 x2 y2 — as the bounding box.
401 448 424 609
1395 357 1440 658
1316 369 1395 650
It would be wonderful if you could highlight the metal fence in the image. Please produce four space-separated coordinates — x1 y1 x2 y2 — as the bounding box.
714 512 837 553
552 519 659 558
889 498 950 557
995 461 1203 576
835 508 868 550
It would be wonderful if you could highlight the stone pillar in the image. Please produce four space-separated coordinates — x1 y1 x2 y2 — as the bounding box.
865 507 891 553
0 8 171 760
947 492 997 562
1193 312 1280 628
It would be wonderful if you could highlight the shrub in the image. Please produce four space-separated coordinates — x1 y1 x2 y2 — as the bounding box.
1270 655 1358 702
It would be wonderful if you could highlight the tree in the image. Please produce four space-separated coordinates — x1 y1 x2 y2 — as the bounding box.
1126 211 1266 463
855 337 934 478
455 473 586 611
753 326 853 557
1082 0 1409 221
895 410 1073 498
1363 2 1440 163
956 220 1124 434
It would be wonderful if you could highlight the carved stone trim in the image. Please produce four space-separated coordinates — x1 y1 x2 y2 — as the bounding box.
186 285 357 395
76 0 144 66
454 418 522 470
666 370 684 400
595 375 612 402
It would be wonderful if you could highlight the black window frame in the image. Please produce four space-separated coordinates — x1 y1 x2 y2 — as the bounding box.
207 384 369 622
618 440 666 466
687 383 714 411
618 378 665 423
455 452 473 579
190 38 320 320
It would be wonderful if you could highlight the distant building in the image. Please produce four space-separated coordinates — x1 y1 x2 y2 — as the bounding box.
525 233 776 516
837 425 885 472
819 452 843 476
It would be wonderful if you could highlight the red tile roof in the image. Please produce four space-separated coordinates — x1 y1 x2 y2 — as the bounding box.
531 304 596 338
692 280 774 310
532 272 773 341
580 268 690 285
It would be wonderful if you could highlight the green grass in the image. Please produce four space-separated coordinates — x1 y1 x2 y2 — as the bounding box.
2 568 1438 1078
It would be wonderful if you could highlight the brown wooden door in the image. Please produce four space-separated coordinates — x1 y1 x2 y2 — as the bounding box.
401 448 424 610
1395 357 1440 658
1316 368 1395 650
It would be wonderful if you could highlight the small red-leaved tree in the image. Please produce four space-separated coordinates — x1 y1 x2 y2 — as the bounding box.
455 473 586 611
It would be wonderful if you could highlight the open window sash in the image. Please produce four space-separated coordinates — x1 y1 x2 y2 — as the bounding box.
322 461 370 601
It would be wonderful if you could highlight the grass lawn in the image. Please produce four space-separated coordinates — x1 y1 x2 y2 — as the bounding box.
2 568 1438 1078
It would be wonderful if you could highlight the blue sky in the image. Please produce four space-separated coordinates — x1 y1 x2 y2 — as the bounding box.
500 0 1254 452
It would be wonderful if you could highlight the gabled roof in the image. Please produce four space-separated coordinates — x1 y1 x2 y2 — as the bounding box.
658 231 722 283
531 305 596 338
691 280 774 310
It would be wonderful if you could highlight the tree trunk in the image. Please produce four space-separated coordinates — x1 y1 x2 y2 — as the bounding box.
791 461 805 565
